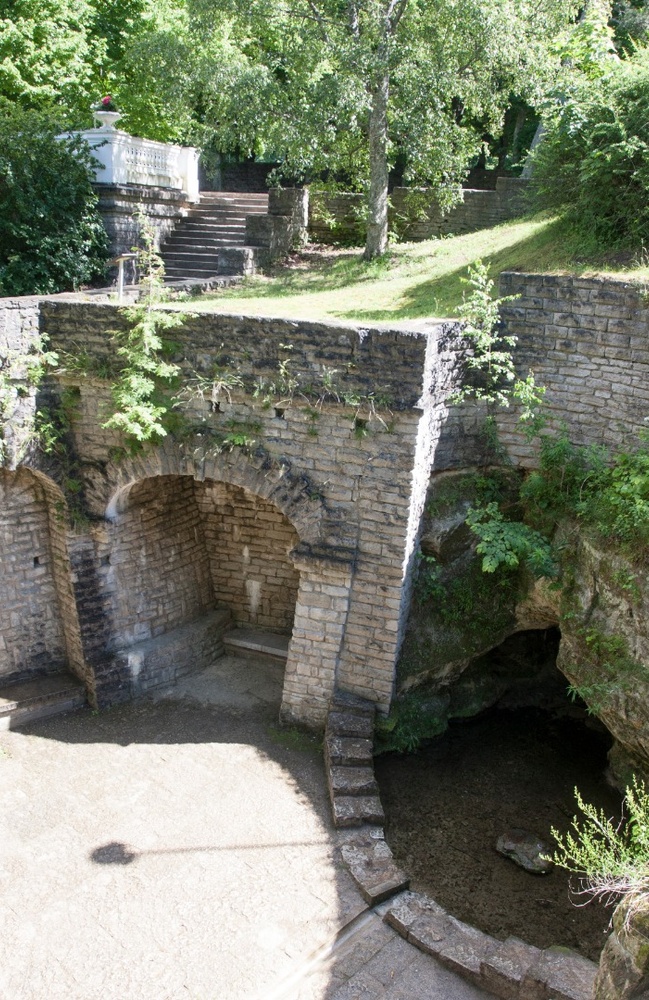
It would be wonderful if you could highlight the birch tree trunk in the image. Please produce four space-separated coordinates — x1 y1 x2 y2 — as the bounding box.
364 68 390 260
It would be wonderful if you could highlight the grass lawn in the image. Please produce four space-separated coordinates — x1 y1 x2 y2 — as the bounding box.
173 212 649 324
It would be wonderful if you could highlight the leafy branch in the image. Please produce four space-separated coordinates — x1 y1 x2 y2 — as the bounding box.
102 216 184 450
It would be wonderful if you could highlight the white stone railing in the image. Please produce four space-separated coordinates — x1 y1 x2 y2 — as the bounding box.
72 126 199 201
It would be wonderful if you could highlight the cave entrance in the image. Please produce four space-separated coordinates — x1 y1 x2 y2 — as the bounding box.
376 627 624 961
103 475 300 702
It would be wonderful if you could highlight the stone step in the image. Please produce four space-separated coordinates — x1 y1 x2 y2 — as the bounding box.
332 795 385 827
326 709 374 740
328 765 379 797
164 266 221 279
325 734 374 767
223 629 290 662
0 672 87 730
166 230 246 240
163 253 224 268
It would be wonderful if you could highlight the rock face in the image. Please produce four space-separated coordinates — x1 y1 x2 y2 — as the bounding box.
595 896 649 999
496 828 554 874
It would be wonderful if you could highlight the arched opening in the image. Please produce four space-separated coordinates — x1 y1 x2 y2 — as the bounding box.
376 626 623 962
102 474 301 700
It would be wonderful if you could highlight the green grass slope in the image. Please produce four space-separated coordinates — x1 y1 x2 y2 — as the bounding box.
175 213 649 323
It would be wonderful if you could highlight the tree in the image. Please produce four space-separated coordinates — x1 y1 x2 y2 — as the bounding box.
183 0 579 258
0 101 109 295
531 44 649 249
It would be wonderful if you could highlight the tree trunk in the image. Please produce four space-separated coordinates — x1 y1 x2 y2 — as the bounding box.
364 69 390 260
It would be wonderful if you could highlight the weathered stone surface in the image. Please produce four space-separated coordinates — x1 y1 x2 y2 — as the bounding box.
595 897 649 1000
523 946 597 1000
481 936 543 1000
331 689 377 716
332 795 385 827
496 828 554 874
341 840 410 905
329 765 379 796
325 734 374 766
326 710 375 739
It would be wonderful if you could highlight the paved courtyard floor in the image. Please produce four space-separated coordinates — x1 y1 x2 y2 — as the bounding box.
0 655 492 999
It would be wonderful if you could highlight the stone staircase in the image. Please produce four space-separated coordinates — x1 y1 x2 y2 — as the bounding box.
0 672 87 730
160 192 269 282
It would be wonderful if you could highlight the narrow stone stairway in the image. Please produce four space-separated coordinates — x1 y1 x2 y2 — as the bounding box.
161 191 269 282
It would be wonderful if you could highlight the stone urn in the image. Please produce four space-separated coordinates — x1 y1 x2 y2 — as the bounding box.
92 110 122 130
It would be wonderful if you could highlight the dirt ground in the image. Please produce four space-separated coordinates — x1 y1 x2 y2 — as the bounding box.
375 706 622 962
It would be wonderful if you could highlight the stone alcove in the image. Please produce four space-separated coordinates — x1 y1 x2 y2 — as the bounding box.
99 473 302 699
0 467 86 687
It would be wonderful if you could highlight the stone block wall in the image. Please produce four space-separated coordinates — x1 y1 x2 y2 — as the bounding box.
195 481 300 632
2 274 648 724
93 183 192 260
495 273 649 464
36 301 444 721
307 178 530 246
0 469 67 679
104 475 214 651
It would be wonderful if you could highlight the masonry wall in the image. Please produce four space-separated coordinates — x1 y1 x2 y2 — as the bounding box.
0 469 67 679
308 179 530 245
104 475 214 651
3 278 647 723
195 481 300 632
495 273 649 464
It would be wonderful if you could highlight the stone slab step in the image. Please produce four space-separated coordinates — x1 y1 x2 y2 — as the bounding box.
332 794 385 827
329 765 378 796
164 266 221 278
163 254 223 268
223 629 290 662
326 709 374 740
341 839 409 906
0 672 86 730
384 891 598 1000
325 734 374 767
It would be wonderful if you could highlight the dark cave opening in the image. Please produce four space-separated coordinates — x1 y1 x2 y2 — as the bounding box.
376 627 623 961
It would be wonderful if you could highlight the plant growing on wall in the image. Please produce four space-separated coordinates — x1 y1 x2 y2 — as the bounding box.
103 217 184 450
0 335 59 465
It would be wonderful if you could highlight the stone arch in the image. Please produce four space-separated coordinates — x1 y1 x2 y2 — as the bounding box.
94 437 331 548
0 466 89 695
90 442 354 724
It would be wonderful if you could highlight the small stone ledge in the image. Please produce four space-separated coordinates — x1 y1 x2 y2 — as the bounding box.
384 891 598 1000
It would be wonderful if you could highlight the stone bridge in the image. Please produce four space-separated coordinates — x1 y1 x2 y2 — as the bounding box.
1 273 648 729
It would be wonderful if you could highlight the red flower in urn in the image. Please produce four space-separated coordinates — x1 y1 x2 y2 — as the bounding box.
93 94 119 112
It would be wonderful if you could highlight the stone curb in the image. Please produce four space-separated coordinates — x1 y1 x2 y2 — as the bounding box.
324 690 598 1000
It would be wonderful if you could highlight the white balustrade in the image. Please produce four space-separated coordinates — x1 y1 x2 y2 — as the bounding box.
68 126 200 201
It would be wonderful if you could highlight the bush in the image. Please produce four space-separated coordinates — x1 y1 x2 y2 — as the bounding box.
0 102 109 295
532 47 649 249
550 779 649 903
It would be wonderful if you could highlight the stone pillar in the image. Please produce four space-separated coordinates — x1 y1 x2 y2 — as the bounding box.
280 546 354 728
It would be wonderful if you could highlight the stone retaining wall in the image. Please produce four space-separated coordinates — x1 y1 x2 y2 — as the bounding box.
495 273 649 464
308 178 530 245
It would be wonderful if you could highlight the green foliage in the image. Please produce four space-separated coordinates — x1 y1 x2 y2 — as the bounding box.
103 219 183 449
0 103 109 295
566 624 642 712
521 430 649 553
375 690 449 754
533 45 649 250
466 502 558 576
550 778 649 902
452 260 519 408
0 334 59 464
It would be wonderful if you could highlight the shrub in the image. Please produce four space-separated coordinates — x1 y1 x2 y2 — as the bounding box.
532 47 649 249
0 102 109 295
550 779 649 903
